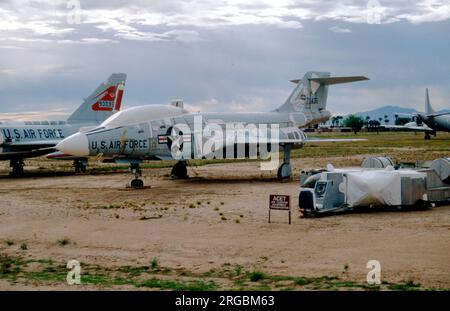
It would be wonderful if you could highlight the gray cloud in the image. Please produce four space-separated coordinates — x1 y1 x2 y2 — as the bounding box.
0 0 449 120
329 26 352 33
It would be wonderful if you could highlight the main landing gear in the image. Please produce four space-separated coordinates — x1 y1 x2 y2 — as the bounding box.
10 159 24 176
171 160 188 179
277 144 292 181
130 163 144 189
73 159 87 173
424 133 431 140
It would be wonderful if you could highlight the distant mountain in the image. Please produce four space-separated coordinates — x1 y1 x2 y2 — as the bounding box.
353 105 450 124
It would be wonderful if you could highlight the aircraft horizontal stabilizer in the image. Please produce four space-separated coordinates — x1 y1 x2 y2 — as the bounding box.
309 76 369 85
290 76 368 85
428 111 450 118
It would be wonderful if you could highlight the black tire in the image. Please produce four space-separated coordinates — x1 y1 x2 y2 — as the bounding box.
299 190 314 215
131 179 144 189
11 164 24 176
171 161 188 179
277 163 291 180
277 166 283 179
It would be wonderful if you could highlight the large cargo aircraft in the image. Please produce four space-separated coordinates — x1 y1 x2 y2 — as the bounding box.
0 73 126 174
386 88 450 139
417 88 450 138
57 71 368 187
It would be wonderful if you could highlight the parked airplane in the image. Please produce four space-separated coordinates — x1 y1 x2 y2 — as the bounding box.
0 73 126 174
417 88 450 139
57 71 368 187
386 89 450 139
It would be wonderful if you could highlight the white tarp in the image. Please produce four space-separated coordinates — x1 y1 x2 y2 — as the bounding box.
321 166 427 207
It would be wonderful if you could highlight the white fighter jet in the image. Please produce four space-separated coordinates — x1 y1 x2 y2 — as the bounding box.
57 71 368 188
0 74 126 174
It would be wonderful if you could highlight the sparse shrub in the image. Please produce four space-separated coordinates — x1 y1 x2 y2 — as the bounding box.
5 240 14 246
295 278 311 286
248 270 266 282
20 243 27 250
234 265 242 276
57 237 71 246
150 257 159 269
0 255 13 274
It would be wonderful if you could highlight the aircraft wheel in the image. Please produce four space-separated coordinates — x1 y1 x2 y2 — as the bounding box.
424 134 431 140
171 161 188 179
299 190 314 216
131 179 144 189
74 160 87 174
10 160 24 176
277 163 292 180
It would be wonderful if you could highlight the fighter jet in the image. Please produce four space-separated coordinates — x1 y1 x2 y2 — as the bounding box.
0 73 127 174
57 71 368 188
385 88 450 139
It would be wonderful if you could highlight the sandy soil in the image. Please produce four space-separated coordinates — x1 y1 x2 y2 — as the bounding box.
0 155 449 290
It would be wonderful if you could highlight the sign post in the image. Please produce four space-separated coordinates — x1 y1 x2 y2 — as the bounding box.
269 194 291 224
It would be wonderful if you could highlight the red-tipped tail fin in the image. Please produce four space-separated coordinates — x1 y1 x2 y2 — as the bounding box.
68 73 127 124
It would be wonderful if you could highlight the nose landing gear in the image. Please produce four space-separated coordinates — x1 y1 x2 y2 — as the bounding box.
73 159 87 173
130 163 144 188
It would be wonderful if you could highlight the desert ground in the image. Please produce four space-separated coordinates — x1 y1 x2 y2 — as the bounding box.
0 132 449 290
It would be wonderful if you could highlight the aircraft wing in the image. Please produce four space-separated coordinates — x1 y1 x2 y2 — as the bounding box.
305 138 367 143
0 140 59 160
383 124 434 133
3 140 60 148
0 147 56 160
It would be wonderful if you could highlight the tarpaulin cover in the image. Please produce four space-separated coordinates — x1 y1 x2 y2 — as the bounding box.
321 166 427 207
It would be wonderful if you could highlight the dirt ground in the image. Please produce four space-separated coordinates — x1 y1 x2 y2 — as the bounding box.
0 155 449 290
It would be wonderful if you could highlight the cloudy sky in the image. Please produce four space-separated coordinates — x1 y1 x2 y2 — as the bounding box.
0 0 449 120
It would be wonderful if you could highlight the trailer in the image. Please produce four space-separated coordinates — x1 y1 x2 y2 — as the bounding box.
299 157 450 216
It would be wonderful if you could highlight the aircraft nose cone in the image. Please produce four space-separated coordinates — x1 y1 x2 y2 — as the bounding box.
57 132 89 157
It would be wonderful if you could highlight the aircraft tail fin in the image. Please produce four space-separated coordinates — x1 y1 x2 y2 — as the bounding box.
274 72 368 121
425 88 435 115
68 73 127 124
